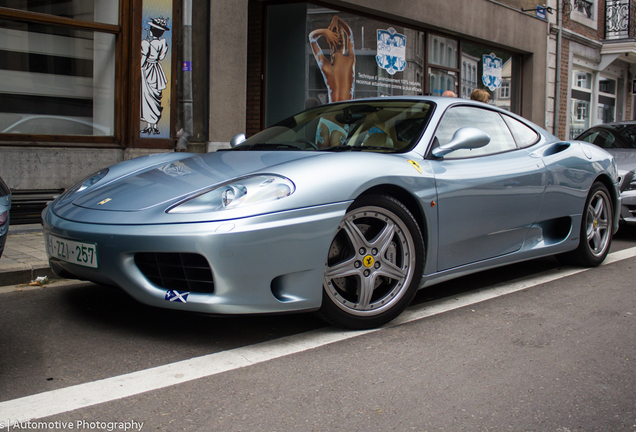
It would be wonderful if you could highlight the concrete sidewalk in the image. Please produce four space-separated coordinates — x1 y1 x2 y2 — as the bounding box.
0 224 55 286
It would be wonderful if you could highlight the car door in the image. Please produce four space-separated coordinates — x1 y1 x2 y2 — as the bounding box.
430 106 547 271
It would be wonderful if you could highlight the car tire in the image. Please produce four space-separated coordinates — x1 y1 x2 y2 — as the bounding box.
558 181 613 267
317 194 425 329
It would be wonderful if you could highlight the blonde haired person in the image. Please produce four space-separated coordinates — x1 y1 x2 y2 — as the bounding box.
470 88 490 103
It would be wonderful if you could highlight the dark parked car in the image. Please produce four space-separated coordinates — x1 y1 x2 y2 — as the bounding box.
0 176 10 259
576 122 636 225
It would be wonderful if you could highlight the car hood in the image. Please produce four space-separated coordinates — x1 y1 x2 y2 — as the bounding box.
46 149 435 226
52 151 321 218
72 151 319 211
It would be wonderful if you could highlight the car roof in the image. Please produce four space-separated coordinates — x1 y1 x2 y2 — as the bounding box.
584 121 636 130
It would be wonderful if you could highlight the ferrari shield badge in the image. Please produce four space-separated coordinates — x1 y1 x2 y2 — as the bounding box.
482 53 503 91
165 290 189 303
376 28 406 75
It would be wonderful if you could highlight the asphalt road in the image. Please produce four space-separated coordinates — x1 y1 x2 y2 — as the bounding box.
0 227 635 431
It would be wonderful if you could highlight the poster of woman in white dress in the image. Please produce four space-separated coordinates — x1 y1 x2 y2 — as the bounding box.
140 15 171 137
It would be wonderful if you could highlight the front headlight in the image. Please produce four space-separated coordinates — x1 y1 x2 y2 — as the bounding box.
167 174 295 214
58 168 109 200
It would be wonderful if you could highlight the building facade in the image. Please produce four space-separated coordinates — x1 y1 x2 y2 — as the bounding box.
545 0 636 139
0 0 554 221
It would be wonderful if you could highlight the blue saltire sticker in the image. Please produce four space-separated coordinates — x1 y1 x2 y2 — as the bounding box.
165 290 189 303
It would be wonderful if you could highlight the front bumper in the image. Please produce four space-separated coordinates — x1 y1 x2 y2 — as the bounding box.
43 202 349 314
619 190 636 224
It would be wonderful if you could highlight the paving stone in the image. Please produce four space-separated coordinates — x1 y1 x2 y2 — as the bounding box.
0 229 50 286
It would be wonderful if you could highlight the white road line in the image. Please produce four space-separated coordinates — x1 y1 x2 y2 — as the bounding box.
2 246 636 422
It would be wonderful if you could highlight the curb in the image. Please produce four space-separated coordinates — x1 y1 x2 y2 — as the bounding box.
0 262 56 287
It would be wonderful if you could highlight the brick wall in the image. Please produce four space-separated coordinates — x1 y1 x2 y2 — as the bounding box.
557 38 570 139
555 1 606 139
562 1 604 41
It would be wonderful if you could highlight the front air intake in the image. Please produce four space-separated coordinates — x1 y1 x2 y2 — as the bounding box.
134 252 214 293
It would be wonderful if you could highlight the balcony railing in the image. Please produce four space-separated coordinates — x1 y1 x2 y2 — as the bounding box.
606 0 631 40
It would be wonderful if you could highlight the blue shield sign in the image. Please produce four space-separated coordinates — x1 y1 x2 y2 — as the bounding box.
376 28 406 76
482 53 503 91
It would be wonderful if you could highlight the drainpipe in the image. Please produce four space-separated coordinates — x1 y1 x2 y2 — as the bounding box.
176 0 193 151
554 0 563 139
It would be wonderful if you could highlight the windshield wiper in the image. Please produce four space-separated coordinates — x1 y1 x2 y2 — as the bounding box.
322 145 396 152
321 145 353 152
227 143 302 151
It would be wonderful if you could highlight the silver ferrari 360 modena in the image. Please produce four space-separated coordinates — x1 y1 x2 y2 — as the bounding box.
43 97 620 329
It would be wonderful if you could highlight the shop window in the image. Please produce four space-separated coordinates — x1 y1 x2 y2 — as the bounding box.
264 3 521 125
429 68 457 96
0 2 119 139
429 34 457 68
0 0 118 24
461 42 518 112
267 4 426 126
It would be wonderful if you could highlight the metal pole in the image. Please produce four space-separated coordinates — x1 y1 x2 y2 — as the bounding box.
176 0 193 151
554 0 563 139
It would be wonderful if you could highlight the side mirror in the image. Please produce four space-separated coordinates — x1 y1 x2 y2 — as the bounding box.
432 127 491 158
230 133 246 148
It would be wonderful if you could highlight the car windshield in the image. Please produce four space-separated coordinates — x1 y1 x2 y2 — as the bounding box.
233 100 433 152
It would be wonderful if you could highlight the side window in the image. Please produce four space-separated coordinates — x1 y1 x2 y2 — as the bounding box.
503 115 539 148
620 127 636 148
577 130 599 144
434 106 517 158
595 130 615 148
580 129 616 148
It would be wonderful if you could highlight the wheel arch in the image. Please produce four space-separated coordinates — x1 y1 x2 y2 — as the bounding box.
355 184 430 248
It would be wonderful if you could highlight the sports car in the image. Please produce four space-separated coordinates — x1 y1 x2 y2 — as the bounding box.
42 97 620 329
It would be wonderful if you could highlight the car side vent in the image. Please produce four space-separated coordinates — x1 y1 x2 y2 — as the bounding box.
134 252 214 293
542 142 570 156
